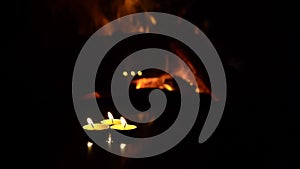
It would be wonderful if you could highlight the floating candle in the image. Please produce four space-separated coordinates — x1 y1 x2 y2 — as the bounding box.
101 112 121 125
110 117 137 130
83 117 109 130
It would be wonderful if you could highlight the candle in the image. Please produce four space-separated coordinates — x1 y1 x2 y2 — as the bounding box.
83 117 109 130
101 112 121 125
110 117 137 130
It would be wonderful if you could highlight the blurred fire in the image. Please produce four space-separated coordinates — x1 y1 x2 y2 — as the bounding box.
52 0 212 95
50 0 159 35
132 74 174 91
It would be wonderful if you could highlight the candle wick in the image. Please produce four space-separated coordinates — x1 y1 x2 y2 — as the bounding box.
111 119 113 123
91 123 94 128
124 123 126 128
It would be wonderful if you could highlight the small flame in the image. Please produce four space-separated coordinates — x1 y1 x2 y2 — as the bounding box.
136 82 142 89
120 117 127 128
87 141 93 148
163 84 173 91
137 71 142 76
87 118 94 128
108 112 114 121
130 71 136 76
123 71 128 77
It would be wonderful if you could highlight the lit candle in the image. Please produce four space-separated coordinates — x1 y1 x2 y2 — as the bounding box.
110 117 137 130
83 117 109 130
101 112 121 125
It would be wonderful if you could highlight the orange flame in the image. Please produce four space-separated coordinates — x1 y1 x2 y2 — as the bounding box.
50 0 159 35
132 74 175 91
171 43 211 94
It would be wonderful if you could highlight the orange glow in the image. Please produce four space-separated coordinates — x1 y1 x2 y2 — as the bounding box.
132 74 175 91
163 84 173 91
171 43 211 94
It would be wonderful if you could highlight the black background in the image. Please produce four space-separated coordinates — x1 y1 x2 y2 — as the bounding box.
2 0 296 168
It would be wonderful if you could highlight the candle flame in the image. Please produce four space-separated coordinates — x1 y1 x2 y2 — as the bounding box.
120 117 127 128
87 117 94 128
108 112 114 122
87 141 93 148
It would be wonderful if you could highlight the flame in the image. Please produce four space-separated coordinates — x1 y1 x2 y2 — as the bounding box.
51 1 212 97
87 117 94 128
163 84 173 91
171 43 211 94
123 71 128 77
133 74 175 91
137 71 142 76
87 141 93 148
108 112 114 121
49 0 159 35
120 117 127 128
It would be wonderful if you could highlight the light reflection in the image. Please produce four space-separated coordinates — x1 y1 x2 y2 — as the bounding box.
120 143 126 154
106 133 113 150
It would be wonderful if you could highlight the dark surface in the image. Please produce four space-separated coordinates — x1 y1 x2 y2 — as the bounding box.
4 0 295 168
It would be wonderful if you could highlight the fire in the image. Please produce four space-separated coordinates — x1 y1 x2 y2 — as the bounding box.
120 117 127 128
163 84 173 91
132 74 175 91
87 117 94 128
87 141 93 148
171 43 211 94
50 0 159 35
51 1 212 95
107 112 114 121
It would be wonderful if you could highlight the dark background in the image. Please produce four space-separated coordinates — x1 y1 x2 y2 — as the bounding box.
2 0 296 168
